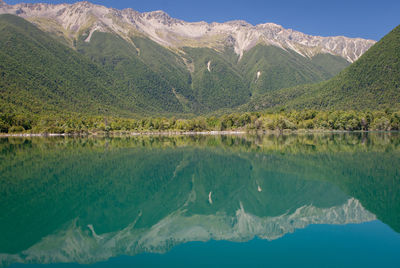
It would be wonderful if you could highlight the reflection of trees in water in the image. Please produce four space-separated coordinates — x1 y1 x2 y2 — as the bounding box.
1 132 400 154
0 133 398 257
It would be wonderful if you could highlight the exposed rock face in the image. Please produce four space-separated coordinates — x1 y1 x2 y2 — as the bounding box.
0 1 375 62
0 198 375 266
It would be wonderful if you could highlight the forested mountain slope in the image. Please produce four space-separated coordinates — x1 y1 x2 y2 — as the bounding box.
0 0 377 117
244 25 400 111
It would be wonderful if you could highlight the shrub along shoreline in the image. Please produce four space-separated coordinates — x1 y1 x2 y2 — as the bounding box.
1 110 400 135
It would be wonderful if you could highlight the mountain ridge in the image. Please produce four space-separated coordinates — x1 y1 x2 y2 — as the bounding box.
0 13 356 116
1 1 398 120
0 198 375 266
0 0 375 62
243 24 400 111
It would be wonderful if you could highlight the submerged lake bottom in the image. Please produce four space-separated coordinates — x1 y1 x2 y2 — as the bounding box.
0 133 399 267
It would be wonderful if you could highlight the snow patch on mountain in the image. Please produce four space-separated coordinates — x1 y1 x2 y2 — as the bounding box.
256 71 261 81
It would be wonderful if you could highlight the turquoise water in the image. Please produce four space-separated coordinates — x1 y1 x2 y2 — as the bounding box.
1 133 399 267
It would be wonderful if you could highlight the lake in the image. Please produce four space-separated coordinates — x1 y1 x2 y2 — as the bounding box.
0 133 399 267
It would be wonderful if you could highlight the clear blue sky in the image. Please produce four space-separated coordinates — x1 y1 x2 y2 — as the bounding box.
5 0 400 40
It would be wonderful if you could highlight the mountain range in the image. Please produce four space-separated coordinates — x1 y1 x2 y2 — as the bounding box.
0 0 398 117
1 199 374 266
0 0 374 62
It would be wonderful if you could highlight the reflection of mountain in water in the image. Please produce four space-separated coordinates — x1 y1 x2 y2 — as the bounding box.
1 199 374 266
0 134 398 266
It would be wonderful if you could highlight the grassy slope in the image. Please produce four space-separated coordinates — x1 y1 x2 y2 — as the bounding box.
244 25 400 111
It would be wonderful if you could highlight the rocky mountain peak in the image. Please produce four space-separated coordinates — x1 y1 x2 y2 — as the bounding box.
0 1 376 62
257 22 284 31
122 7 141 17
69 1 99 13
74 1 93 7
226 20 252 27
0 0 9 9
142 10 180 26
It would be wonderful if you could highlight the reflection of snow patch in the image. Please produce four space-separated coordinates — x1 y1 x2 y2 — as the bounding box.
208 191 213 204
183 176 197 207
87 224 103 240
207 61 211 72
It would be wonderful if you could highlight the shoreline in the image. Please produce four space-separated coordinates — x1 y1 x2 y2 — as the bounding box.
0 129 398 138
0 130 247 137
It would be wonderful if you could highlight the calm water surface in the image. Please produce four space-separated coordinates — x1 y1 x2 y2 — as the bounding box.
0 133 399 267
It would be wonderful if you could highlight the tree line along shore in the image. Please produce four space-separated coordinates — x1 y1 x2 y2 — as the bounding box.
1 110 400 135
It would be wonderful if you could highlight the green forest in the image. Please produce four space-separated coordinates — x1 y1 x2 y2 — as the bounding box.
1 14 400 134
1 109 400 134
246 25 400 111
